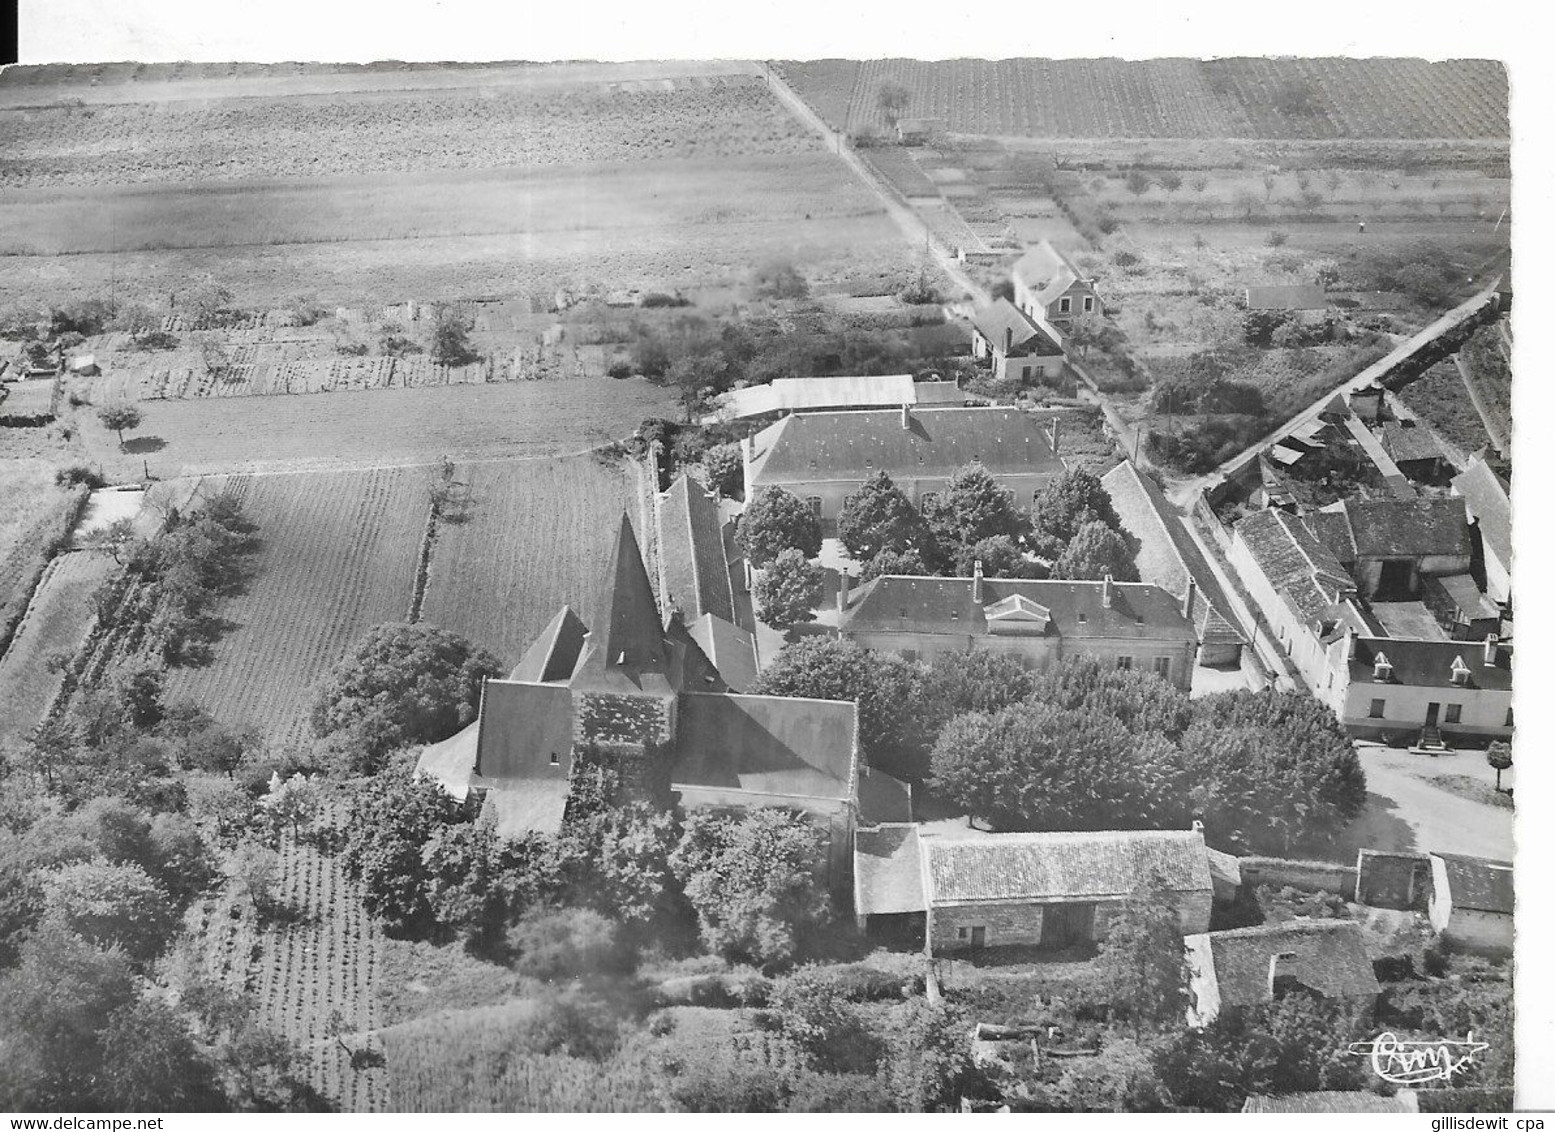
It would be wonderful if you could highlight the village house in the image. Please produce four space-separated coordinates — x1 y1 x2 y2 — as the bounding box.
1428 853 1513 955
742 405 1067 530
1184 921 1380 1027
894 117 945 145
703 372 966 424
1451 455 1512 607
1242 283 1329 323
853 825 1214 952
969 298 1066 383
1379 420 1452 485
1012 239 1102 332
837 568 1199 690
1101 461 1246 666
1301 497 1471 601
416 514 910 884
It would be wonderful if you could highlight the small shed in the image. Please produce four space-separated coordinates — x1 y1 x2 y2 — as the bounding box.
1428 854 1512 955
895 117 945 145
68 354 100 376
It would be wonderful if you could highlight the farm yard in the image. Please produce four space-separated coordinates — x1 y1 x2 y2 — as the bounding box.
776 58 1508 140
417 454 644 664
160 470 427 748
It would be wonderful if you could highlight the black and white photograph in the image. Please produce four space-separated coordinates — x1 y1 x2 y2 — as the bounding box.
0 1 1546 1118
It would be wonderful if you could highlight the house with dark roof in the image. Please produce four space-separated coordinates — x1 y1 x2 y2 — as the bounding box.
415 514 909 881
657 474 758 690
1379 420 1451 484
969 298 1066 383
1102 461 1246 665
1012 239 1102 331
853 825 1214 952
837 567 1198 689
1242 1091 1418 1114
1335 631 1512 743
1184 921 1380 1026
1452 456 1512 606
1304 497 1471 600
1428 853 1512 955
742 405 1067 529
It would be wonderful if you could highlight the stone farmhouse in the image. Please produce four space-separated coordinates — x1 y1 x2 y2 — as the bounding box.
969 298 1066 383
1011 239 1103 332
837 567 1199 689
1184 921 1380 1027
853 825 1215 953
741 405 1067 530
1428 853 1513 956
416 514 910 883
1101 461 1246 666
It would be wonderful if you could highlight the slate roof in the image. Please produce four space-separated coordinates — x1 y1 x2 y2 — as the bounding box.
1234 508 1356 623
854 824 928 915
745 406 1066 485
1310 498 1471 562
1452 456 1511 568
839 575 1197 643
660 475 736 623
1197 921 1379 1010
568 514 677 695
1380 421 1446 466
923 829 1212 905
1349 636 1512 692
508 605 587 683
970 298 1063 356
475 681 575 780
1431 573 1500 622
1243 1092 1417 1114
673 692 858 803
1013 239 1087 310
1101 462 1244 645
1436 854 1514 915
685 612 758 692
414 720 479 801
1244 284 1328 311
858 769 914 825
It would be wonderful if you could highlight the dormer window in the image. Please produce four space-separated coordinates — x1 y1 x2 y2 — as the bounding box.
549 752 560 766
1373 652 1393 682
1450 656 1471 686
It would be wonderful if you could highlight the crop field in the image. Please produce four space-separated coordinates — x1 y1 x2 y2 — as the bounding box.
0 461 79 627
417 454 643 665
0 550 115 747
0 66 917 310
161 471 426 747
195 816 387 1111
73 378 679 480
1399 359 1496 457
776 58 1508 139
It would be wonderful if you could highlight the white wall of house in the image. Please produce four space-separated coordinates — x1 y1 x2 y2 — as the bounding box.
1340 679 1512 741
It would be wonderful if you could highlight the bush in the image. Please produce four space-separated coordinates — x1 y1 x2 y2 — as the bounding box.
1265 230 1289 247
1112 250 1140 268
505 907 634 980
606 359 634 379
54 464 105 489
640 292 689 309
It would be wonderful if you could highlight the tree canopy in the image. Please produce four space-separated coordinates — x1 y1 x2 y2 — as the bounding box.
736 486 822 567
1098 872 1193 1034
754 548 825 631
309 622 503 770
924 460 1025 554
1051 520 1139 581
1029 469 1123 559
838 471 931 563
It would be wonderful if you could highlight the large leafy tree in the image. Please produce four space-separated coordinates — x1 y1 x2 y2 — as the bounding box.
340 770 471 935
309 622 503 770
1097 871 1193 1035
753 548 825 631
560 800 685 936
924 460 1025 554
700 442 745 500
951 533 1046 579
837 471 932 563
860 546 928 582
40 861 179 965
917 650 1037 741
886 1000 996 1112
669 808 829 970
929 702 1187 832
1029 468 1123 559
751 637 929 780
1051 519 1139 581
1028 656 1191 738
1181 690 1366 855
736 486 822 567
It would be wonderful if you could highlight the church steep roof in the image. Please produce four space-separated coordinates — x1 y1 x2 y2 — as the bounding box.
568 514 676 695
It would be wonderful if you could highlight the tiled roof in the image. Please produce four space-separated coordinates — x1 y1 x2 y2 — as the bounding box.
1234 508 1356 623
685 612 758 692
923 829 1212 904
854 824 928 915
568 514 677 695
1315 498 1470 561
1349 636 1512 692
1013 239 1085 309
660 475 736 623
1101 462 1245 645
1380 421 1446 465
1244 284 1328 310
1430 573 1500 621
746 406 1066 485
970 298 1062 356
475 680 575 780
672 692 858 803
1436 853 1513 915
1452 456 1511 568
508 605 586 684
1243 1092 1417 1114
1200 921 1380 1009
839 575 1197 642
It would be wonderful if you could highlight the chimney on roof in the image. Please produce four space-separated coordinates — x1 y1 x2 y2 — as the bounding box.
1102 574 1114 609
1004 326 1013 355
1048 415 1061 455
1373 651 1393 682
1451 655 1470 686
838 569 851 613
901 404 912 430
1483 634 1499 666
972 559 984 603
1182 579 1197 622
1268 952 1299 1000
1191 819 1205 835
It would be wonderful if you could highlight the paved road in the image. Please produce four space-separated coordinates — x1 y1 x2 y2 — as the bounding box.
759 65 989 306
1333 744 1514 861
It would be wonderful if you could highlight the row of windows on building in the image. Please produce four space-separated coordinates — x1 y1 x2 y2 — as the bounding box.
1052 296 1096 315
1366 699 1514 727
